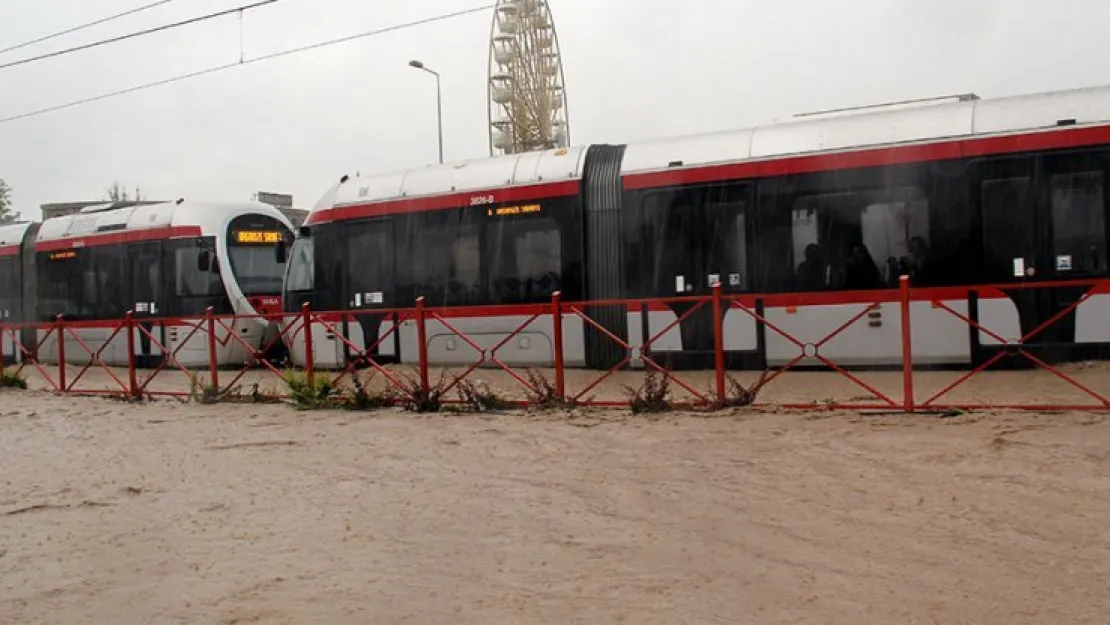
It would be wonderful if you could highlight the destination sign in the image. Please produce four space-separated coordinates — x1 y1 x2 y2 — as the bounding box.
233 230 283 244
487 204 542 217
49 250 77 261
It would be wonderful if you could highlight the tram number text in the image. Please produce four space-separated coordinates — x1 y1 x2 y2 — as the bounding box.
469 194 496 206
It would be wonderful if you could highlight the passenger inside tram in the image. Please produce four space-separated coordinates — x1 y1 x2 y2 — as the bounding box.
795 243 829 291
842 243 882 290
904 236 933 283
792 214 935 291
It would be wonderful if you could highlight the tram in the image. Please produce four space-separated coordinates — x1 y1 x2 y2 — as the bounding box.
0 199 294 368
284 83 1110 370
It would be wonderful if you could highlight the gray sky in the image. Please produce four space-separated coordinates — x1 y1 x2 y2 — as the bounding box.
1 0 1109 219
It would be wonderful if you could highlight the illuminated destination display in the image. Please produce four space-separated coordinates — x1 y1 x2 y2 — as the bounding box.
233 230 283 244
50 250 77 260
487 204 542 217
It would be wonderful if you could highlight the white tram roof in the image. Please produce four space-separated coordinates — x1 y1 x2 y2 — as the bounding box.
620 83 1110 174
320 145 590 210
0 222 33 248
35 200 290 243
316 83 1110 212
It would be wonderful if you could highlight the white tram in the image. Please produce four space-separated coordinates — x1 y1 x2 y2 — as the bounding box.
284 83 1110 370
0 200 294 368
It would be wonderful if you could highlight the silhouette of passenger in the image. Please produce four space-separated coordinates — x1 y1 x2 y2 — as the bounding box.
887 255 914 286
885 256 899 286
843 244 881 290
909 237 928 268
907 236 931 283
796 243 827 291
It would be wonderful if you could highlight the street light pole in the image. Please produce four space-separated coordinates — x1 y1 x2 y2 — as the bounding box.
408 59 443 164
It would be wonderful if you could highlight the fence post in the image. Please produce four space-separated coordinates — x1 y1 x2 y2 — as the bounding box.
415 296 430 395
125 311 139 398
301 303 314 389
551 291 565 400
899 275 914 413
205 307 219 393
712 284 726 405
55 315 66 393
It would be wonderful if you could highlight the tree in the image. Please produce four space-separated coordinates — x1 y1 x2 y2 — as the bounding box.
0 178 18 225
106 181 144 202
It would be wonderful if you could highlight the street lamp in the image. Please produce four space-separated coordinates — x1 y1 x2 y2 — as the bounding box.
408 59 443 164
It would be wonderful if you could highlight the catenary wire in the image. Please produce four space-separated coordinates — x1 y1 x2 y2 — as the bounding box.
0 4 493 125
0 0 178 57
0 0 279 72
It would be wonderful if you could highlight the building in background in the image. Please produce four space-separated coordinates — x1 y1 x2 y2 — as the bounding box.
254 191 308 227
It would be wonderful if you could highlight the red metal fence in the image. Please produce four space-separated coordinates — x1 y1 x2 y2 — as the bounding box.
2 276 1109 412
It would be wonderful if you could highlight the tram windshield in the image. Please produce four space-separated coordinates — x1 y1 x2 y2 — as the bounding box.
225 215 291 295
227 245 286 295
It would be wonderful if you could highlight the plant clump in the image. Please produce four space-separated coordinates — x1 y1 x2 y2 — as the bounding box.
393 369 449 413
283 369 335 410
188 375 220 405
523 368 578 409
456 379 512 412
699 370 771 411
0 367 27 390
340 374 401 411
622 370 673 414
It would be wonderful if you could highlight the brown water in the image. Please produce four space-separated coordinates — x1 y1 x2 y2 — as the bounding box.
1 390 1108 623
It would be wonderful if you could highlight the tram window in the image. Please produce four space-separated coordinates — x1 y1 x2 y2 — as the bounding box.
729 209 749 291
175 246 222 298
37 252 81 319
791 186 929 290
433 226 479 305
227 246 284 296
626 185 749 297
486 216 562 304
285 236 315 292
80 246 127 319
0 257 15 320
981 176 1034 280
1051 171 1107 275
450 228 481 304
347 224 394 303
626 191 694 298
81 255 103 317
393 212 481 307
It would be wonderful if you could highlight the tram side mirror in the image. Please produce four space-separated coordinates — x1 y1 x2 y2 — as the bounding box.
197 249 212 272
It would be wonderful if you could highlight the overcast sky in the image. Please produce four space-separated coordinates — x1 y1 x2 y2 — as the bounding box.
1 0 1109 219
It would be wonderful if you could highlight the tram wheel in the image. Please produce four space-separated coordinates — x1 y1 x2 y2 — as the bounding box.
263 338 290 368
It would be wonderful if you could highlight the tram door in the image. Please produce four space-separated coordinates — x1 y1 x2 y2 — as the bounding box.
974 152 1110 362
129 242 164 367
644 183 753 369
344 219 396 365
0 256 16 365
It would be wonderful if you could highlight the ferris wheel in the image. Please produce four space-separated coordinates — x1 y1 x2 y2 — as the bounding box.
487 0 570 156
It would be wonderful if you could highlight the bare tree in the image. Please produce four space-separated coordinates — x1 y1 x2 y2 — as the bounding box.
0 178 18 225
106 181 144 202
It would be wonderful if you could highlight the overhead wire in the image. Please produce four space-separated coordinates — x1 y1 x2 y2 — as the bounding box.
0 0 178 57
0 4 494 125
0 0 280 72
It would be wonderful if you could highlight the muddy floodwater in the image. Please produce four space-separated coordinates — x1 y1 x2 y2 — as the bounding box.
1 390 1109 624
